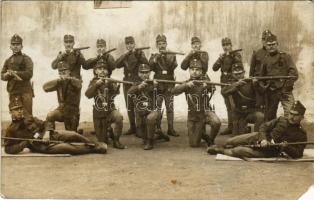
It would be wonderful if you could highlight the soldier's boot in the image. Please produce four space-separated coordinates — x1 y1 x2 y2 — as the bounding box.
202 134 213 147
143 139 154 150
166 112 179 137
220 110 233 135
113 137 126 149
155 129 170 142
206 145 224 155
77 129 84 135
93 142 108 154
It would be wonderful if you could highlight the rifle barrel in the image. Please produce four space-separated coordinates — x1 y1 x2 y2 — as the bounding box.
10 71 23 81
193 80 230 86
135 47 150 51
161 51 185 55
248 76 297 80
103 48 117 55
103 77 134 85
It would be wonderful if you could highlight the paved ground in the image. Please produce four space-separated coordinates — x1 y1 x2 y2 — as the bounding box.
1 121 314 200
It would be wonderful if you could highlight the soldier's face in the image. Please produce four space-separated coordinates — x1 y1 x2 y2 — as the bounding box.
222 43 232 52
139 71 150 80
266 41 278 53
10 43 23 53
157 41 167 51
126 42 135 51
189 68 203 78
232 72 244 80
95 68 108 78
97 44 106 55
288 112 303 125
192 42 201 50
64 41 75 51
59 70 70 79
10 107 24 120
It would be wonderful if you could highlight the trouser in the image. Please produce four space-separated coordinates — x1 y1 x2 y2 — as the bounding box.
187 111 221 147
30 130 101 155
224 132 278 158
136 111 160 140
124 83 136 130
9 92 33 116
93 110 123 143
156 88 174 131
232 111 264 135
265 89 294 121
223 94 233 130
46 107 80 131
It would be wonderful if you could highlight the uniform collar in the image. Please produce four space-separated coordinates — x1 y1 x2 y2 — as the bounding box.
13 51 22 56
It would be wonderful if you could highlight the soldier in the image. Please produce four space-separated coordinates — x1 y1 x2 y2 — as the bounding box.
43 61 82 131
171 59 221 147
115 36 148 136
249 30 272 109
261 34 298 121
181 36 209 74
213 37 242 135
207 101 307 159
84 39 115 71
51 35 86 128
1 34 34 116
128 64 169 150
221 63 264 135
85 60 125 149
4 101 107 155
149 34 178 137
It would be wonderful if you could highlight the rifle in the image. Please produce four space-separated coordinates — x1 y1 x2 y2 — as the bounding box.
73 46 90 51
160 50 185 56
192 50 207 54
102 48 117 55
135 46 150 51
102 77 135 85
7 70 23 81
225 141 314 149
243 76 297 81
192 80 230 87
223 48 242 56
1 136 96 147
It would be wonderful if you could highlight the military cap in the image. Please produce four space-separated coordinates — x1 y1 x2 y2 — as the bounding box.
232 63 245 74
262 29 272 40
221 37 232 45
265 34 277 43
9 97 23 111
11 34 23 44
64 34 74 42
156 34 167 43
290 101 306 115
191 36 201 44
96 39 106 46
189 59 202 69
57 61 70 71
125 36 135 44
139 63 151 72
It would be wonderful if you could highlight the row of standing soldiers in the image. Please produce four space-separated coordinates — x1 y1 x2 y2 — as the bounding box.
1 30 301 153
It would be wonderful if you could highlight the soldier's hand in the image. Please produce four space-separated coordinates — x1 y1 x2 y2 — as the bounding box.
235 80 247 87
281 141 288 148
96 78 104 86
219 53 224 59
186 81 195 88
153 79 158 87
57 51 66 60
138 81 148 90
3 71 13 79
260 139 270 147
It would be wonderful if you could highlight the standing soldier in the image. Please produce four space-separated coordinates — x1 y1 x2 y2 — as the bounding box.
212 37 242 135
128 64 169 150
115 36 148 136
43 61 82 131
84 39 115 71
171 59 221 147
181 36 209 74
1 34 34 116
249 30 272 109
85 60 125 149
51 34 86 128
149 34 178 137
221 63 264 135
261 34 298 121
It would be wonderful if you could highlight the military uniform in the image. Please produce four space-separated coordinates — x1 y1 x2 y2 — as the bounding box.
181 37 209 74
149 34 178 136
44 62 82 131
85 61 125 149
260 34 298 121
1 34 33 116
221 64 264 135
208 101 307 159
172 59 221 147
212 38 242 134
84 39 115 72
115 36 148 133
128 64 162 150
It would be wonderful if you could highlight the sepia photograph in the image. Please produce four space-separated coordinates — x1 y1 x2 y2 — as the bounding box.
1 1 314 199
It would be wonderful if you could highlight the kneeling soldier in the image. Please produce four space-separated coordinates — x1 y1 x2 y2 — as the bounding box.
128 64 169 150
221 63 264 135
85 60 125 149
207 101 307 159
44 61 81 131
4 101 107 155
171 59 221 147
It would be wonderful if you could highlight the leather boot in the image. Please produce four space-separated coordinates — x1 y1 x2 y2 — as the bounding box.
155 129 170 141
202 134 213 147
113 137 126 149
143 139 154 150
167 129 179 137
